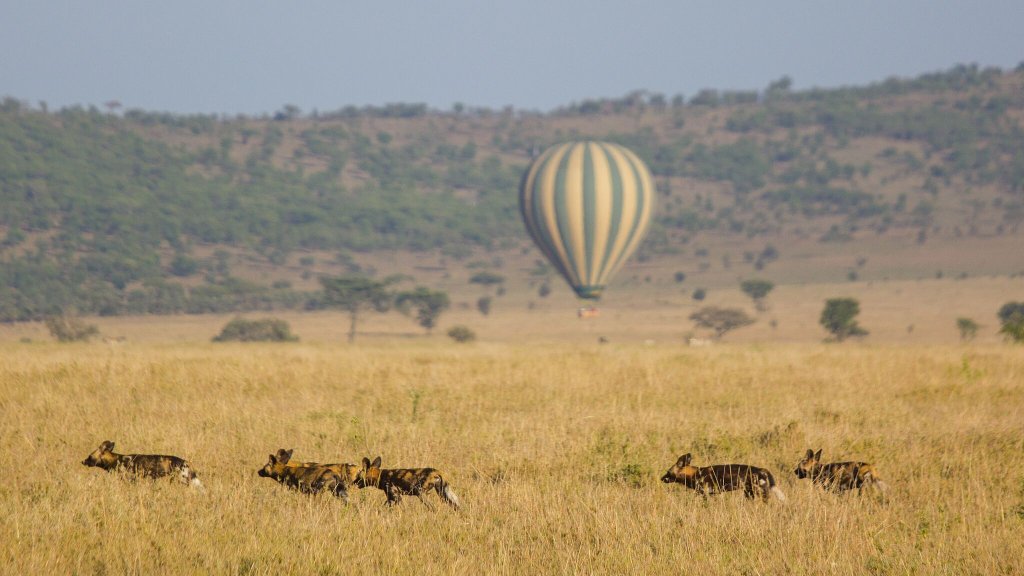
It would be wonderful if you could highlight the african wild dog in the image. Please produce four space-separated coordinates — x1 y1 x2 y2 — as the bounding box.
81 440 202 487
661 453 785 501
269 449 361 487
355 456 460 510
257 449 355 501
794 449 889 493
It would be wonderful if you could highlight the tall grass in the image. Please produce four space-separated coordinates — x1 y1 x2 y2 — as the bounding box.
1 343 1022 574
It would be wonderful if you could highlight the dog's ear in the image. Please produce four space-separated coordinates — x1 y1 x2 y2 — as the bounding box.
283 449 294 462
371 456 382 469
362 457 371 470
102 441 115 452
275 449 289 459
677 453 692 467
814 449 823 460
268 454 277 465
805 449 815 459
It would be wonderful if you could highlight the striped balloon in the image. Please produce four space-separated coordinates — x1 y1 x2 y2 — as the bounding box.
519 141 655 300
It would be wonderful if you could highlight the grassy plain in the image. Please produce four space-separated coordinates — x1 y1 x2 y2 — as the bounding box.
1 340 1022 574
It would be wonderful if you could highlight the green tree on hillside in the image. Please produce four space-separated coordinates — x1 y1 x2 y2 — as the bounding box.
689 306 755 340
469 271 505 288
740 279 775 312
820 298 868 342
956 317 979 342
212 317 298 342
997 302 1024 343
396 287 450 334
320 276 394 343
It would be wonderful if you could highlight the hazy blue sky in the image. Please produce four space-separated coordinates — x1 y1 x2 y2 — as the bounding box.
2 1 1023 115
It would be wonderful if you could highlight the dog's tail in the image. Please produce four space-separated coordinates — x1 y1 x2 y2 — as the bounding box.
866 472 890 494
182 464 204 491
859 466 889 495
763 470 787 502
438 476 460 510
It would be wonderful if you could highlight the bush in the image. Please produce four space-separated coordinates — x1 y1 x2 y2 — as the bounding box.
956 317 979 342
477 296 492 316
469 271 505 287
45 315 100 342
447 325 476 343
212 317 299 342
689 306 755 340
997 302 1024 343
820 298 868 342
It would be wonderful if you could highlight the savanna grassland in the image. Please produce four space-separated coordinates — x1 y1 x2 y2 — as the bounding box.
2 342 1022 574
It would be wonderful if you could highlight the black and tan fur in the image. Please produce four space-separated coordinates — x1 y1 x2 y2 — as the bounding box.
270 448 361 487
794 449 889 493
661 453 785 501
257 449 356 501
81 440 202 487
355 456 460 510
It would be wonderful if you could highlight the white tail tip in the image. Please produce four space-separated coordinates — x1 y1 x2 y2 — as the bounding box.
443 485 461 509
771 486 787 502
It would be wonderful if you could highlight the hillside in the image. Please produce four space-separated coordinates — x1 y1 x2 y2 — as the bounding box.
2 63 1024 322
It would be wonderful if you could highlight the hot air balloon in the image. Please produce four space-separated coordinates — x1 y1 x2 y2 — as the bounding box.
519 141 655 300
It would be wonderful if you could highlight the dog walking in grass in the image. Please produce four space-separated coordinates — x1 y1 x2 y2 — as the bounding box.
81 440 202 488
794 449 889 494
268 448 361 487
257 449 356 501
355 456 460 510
661 453 785 501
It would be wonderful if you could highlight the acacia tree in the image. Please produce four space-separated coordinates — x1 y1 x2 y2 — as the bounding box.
396 287 450 334
997 302 1024 342
320 275 393 343
740 279 775 312
956 317 979 342
689 306 755 340
820 298 868 342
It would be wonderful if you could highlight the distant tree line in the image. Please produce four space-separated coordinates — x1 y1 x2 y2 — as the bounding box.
2 63 1024 320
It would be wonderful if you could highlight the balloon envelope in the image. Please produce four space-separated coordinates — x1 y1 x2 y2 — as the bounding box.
519 141 655 300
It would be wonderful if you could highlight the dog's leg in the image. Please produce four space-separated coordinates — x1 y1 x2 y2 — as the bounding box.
384 483 402 507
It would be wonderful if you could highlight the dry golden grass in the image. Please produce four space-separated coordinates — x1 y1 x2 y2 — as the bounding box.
1 341 1022 574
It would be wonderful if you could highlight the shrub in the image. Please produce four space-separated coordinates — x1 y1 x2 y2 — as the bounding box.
740 279 774 311
45 315 100 342
689 306 755 340
212 317 298 342
447 325 476 343
997 302 1024 343
395 287 450 334
477 296 492 316
956 317 979 342
469 271 505 287
820 298 868 342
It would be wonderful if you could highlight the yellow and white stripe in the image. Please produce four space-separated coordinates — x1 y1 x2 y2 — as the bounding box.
519 141 655 300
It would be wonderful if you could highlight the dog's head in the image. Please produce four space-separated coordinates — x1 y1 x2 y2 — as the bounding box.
258 448 293 478
661 453 699 484
794 448 823 479
82 440 116 467
355 456 383 489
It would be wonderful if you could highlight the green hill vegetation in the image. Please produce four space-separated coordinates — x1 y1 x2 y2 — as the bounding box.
2 63 1024 321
